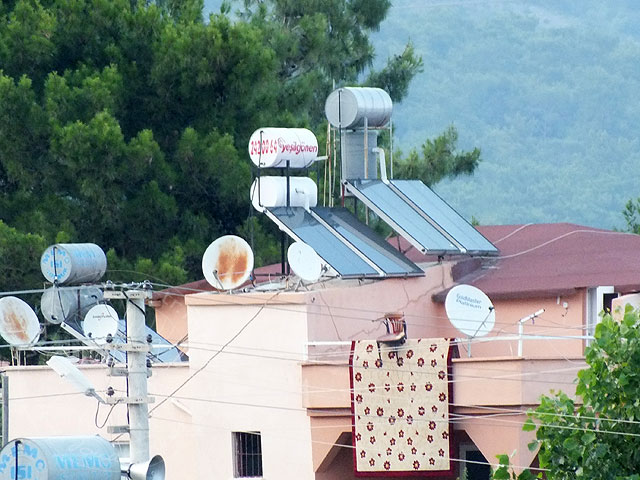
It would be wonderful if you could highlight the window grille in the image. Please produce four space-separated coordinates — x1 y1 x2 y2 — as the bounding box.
233 431 263 478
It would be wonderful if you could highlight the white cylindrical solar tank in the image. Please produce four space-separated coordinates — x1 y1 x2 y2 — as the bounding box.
248 127 319 168
324 87 393 129
250 176 318 212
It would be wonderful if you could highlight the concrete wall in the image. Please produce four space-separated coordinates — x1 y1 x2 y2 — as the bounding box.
185 291 316 479
3 263 592 479
4 363 193 479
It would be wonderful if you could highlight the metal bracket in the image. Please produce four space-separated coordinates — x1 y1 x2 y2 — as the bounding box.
103 290 153 300
105 343 151 353
107 425 130 434
105 395 155 405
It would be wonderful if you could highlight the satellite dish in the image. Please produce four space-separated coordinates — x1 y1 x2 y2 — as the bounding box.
202 235 254 290
445 284 495 338
0 296 40 346
83 304 119 343
287 242 323 283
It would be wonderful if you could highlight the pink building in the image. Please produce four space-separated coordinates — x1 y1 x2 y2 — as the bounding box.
5 223 640 479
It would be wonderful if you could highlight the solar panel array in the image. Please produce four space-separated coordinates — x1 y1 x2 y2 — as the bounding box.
265 207 423 278
61 316 186 363
345 179 498 256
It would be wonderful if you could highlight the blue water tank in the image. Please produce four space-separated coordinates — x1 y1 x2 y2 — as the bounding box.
40 244 107 285
0 436 121 480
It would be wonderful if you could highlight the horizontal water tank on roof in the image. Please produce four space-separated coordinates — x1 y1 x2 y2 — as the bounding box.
0 436 121 480
248 128 319 168
250 176 318 212
40 243 107 285
325 87 393 129
40 286 103 325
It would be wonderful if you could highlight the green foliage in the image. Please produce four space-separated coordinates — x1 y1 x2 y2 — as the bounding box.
504 306 640 480
0 0 479 292
372 2 640 228
365 43 423 102
0 220 47 291
394 125 481 187
0 0 272 284
492 454 538 480
622 198 640 235
238 0 421 124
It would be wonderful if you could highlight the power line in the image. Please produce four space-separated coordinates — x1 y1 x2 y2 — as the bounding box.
149 415 548 473
147 290 282 416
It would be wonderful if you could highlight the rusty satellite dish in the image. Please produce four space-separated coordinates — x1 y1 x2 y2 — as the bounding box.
202 235 254 291
0 296 41 346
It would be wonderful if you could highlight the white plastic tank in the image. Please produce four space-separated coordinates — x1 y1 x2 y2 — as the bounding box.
325 87 393 129
248 128 319 168
40 286 103 324
0 436 121 480
250 176 318 212
40 244 107 285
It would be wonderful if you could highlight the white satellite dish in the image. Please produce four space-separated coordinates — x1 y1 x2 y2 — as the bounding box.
287 242 323 283
445 284 495 338
0 296 40 346
202 235 254 290
83 304 119 343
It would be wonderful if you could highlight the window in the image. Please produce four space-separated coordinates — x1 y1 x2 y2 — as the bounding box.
459 444 490 480
586 286 617 345
233 432 263 478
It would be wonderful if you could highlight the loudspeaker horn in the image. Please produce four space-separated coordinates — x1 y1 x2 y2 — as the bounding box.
127 455 166 480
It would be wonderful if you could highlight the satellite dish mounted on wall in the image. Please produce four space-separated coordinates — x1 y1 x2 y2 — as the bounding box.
83 304 119 344
0 296 41 346
202 235 254 291
287 242 323 283
445 284 495 356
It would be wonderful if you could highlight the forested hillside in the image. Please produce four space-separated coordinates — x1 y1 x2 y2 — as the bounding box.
3 0 638 292
371 0 640 228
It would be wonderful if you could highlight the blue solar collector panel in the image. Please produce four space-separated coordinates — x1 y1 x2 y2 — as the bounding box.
266 207 380 277
61 316 186 363
345 179 498 255
265 207 424 278
390 180 498 254
312 207 422 276
345 180 460 254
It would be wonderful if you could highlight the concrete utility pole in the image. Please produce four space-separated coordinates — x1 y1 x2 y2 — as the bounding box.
1 374 7 447
126 291 150 464
103 289 154 466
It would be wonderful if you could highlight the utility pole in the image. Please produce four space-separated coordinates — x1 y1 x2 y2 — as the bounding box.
103 288 154 467
126 291 150 464
1 374 7 447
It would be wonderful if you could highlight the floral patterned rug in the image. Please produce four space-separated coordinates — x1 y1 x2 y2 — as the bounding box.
350 338 452 475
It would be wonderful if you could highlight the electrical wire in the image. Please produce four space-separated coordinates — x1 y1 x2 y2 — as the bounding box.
95 400 120 429
151 285 590 336
148 414 549 473
141 388 640 440
147 290 282 416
